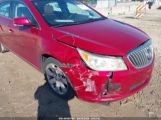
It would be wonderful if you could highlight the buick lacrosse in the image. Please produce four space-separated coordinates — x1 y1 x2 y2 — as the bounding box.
0 0 154 102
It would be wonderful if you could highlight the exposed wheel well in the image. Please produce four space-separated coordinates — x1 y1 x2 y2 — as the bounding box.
41 54 76 93
42 56 75 100
41 54 76 97
41 54 54 73
41 54 52 63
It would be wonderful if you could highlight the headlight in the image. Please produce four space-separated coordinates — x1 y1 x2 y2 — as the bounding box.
77 48 127 71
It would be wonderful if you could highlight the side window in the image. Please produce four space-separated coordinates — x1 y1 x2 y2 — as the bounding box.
67 3 81 14
0 2 11 18
67 3 90 16
14 3 35 23
48 2 62 12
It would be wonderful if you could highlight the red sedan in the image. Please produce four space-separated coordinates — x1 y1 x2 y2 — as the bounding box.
0 0 154 102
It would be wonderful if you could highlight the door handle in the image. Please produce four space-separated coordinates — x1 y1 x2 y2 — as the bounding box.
8 29 14 33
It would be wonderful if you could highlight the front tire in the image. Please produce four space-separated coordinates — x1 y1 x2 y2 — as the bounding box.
0 43 9 53
43 57 75 100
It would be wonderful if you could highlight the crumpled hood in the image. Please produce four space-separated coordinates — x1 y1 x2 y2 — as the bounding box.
52 19 149 56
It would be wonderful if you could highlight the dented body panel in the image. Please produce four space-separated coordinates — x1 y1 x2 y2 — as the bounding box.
0 0 154 102
60 52 154 102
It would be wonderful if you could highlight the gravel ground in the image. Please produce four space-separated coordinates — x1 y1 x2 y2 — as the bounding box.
0 8 160 119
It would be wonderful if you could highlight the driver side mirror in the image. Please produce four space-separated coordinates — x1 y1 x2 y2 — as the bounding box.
13 17 33 26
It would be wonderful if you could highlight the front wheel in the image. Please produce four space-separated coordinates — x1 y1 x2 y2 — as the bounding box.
0 43 9 53
43 57 75 100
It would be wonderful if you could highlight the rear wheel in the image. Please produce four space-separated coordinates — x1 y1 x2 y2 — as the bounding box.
0 43 9 53
43 57 75 100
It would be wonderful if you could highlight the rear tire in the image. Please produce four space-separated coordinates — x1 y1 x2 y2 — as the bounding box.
43 57 75 100
0 43 9 53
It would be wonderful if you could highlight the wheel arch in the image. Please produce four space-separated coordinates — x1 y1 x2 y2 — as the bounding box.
41 53 61 72
40 54 76 94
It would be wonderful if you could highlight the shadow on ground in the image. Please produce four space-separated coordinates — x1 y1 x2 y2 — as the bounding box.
35 83 71 120
158 6 161 9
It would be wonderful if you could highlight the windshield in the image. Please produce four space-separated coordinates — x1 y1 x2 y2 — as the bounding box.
32 0 106 27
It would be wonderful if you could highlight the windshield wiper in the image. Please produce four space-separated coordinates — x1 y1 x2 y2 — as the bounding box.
52 22 82 27
84 17 107 23
68 17 106 25
50 17 107 27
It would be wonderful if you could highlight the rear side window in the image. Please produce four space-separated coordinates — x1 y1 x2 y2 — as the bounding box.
0 2 11 18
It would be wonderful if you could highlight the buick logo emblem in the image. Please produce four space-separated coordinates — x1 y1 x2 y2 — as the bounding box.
146 48 152 61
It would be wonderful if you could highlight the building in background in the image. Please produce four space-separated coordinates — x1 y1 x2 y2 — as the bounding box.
84 0 160 7
82 0 160 16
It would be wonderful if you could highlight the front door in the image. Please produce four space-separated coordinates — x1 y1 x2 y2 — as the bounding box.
10 1 41 67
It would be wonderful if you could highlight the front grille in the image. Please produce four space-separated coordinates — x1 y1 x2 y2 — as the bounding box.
127 40 153 69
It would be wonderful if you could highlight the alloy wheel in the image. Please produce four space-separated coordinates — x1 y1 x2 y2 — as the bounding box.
45 63 68 95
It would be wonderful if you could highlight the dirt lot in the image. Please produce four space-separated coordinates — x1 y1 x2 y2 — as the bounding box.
0 8 161 119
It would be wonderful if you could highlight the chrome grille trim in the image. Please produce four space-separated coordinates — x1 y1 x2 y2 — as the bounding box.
127 40 153 69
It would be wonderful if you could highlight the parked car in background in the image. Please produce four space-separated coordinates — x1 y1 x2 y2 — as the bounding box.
0 0 154 102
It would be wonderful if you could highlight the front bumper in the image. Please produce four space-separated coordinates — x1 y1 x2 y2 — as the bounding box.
62 56 154 103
